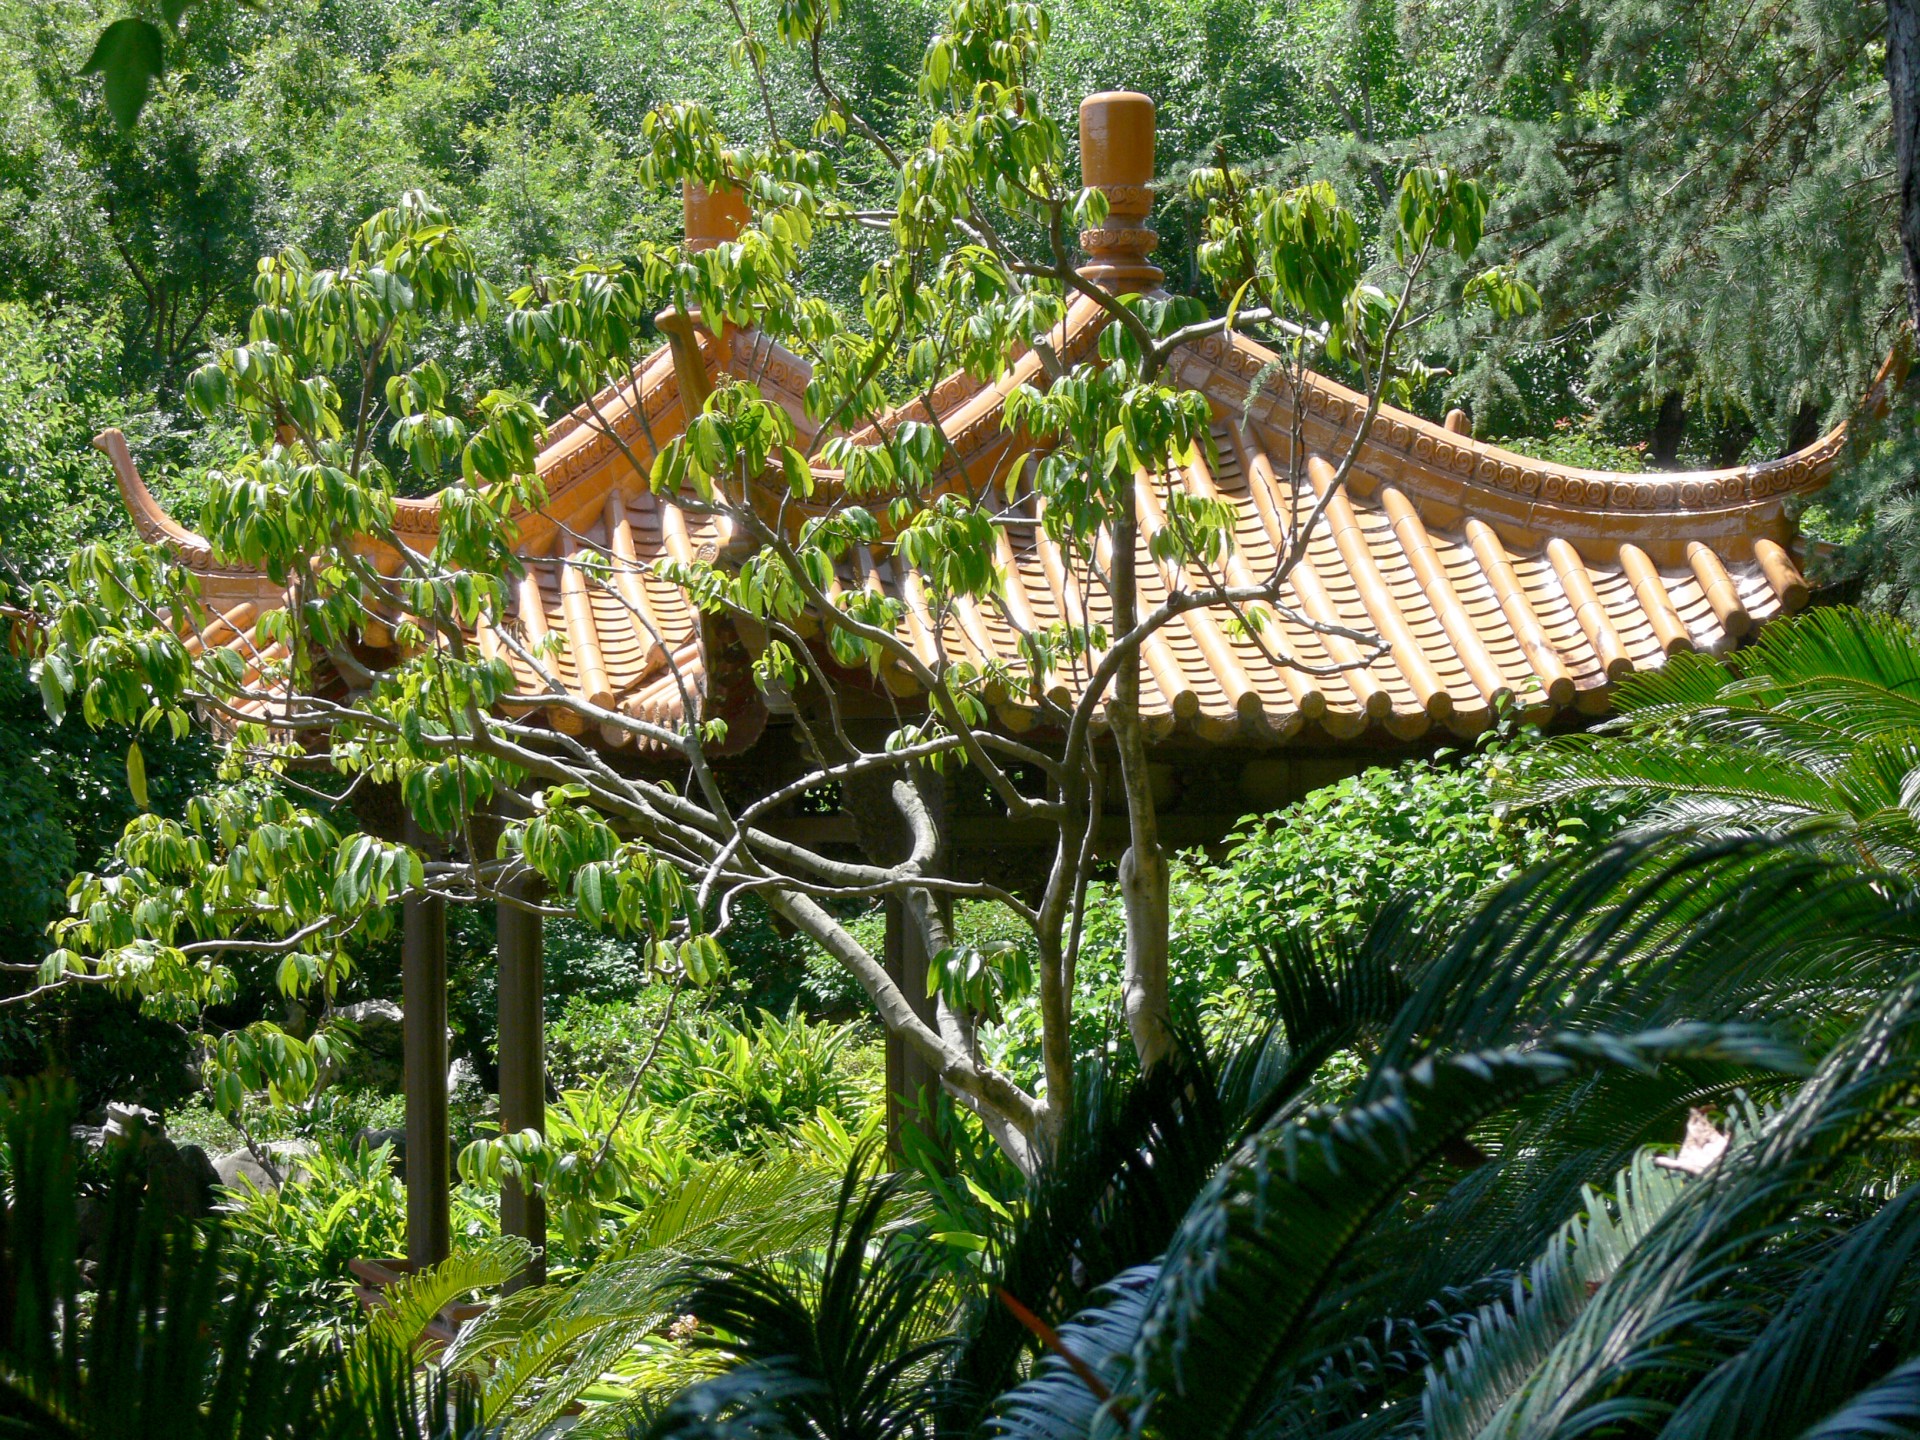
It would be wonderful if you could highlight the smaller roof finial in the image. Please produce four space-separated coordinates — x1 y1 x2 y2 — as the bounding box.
683 180 750 254
1078 91 1161 291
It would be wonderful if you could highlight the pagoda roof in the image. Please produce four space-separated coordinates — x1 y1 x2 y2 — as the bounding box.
99 292 1847 757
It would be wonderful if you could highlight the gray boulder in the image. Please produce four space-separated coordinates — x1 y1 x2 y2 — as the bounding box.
326 1000 407 1091
103 1102 160 1141
212 1140 313 1194
76 1105 216 1220
147 1140 218 1219
354 1127 407 1172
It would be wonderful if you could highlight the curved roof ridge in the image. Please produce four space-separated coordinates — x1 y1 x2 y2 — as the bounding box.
92 429 229 573
1190 327 1854 528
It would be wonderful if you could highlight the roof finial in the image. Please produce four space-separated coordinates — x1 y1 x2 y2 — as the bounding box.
1077 91 1161 291
683 180 750 254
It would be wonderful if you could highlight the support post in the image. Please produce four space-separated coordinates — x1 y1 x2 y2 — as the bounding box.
883 896 942 1163
496 882 546 1289
839 764 954 1167
402 818 450 1268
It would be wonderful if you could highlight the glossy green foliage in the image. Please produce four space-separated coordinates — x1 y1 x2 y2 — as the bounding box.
1515 607 1920 876
646 1009 875 1152
464 1004 880 1249
1192 729 1606 956
218 1139 410 1337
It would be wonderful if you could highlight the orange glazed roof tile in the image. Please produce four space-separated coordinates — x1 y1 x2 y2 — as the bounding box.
97 287 1844 756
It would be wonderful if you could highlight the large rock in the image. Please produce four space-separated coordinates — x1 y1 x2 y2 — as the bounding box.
76 1104 217 1220
103 1102 160 1141
354 1126 407 1172
212 1140 313 1194
326 1000 407 1091
147 1139 218 1219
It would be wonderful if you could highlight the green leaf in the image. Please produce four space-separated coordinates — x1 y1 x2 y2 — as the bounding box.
79 18 166 129
126 741 149 811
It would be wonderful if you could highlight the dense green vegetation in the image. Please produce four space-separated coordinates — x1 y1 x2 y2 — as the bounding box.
20 607 1920 1432
1 0 1905 1085
6 0 1920 1429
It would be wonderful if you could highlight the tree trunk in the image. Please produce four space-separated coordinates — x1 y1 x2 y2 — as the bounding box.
1118 840 1173 1066
882 895 942 1161
1108 509 1177 1071
1890 0 1920 334
1651 391 1687 469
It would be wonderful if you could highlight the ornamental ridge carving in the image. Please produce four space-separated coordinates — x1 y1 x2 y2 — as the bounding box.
1078 225 1159 256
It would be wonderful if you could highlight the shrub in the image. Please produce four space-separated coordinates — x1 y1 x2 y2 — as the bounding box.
982 725 1615 1085
218 1139 408 1336
648 1009 875 1152
546 990 677 1090
218 1134 503 1334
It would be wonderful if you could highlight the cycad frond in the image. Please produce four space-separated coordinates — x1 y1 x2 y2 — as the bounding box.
1468 974 1920 1440
670 1161 956 1440
447 1156 860 1434
984 1265 1156 1440
1420 1149 1695 1440
1509 610 1920 873
1659 1184 1920 1440
1518 739 1841 822
350 1238 529 1368
1118 1026 1794 1440
1789 1356 1920 1440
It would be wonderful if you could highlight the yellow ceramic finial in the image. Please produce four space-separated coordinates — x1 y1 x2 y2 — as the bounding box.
683 181 750 254
1077 91 1161 290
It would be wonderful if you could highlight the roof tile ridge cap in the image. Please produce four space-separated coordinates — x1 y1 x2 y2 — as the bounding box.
1204 326 1837 515
93 429 214 562
1728 339 1909 492
544 341 680 452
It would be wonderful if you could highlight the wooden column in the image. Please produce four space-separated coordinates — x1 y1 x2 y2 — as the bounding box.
838 764 952 1165
496 884 547 1289
402 818 450 1268
883 896 943 1162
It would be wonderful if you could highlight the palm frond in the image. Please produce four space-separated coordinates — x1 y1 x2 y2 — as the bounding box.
1468 973 1920 1440
350 1238 529 1369
1658 1182 1920 1440
1117 1025 1795 1440
672 1160 956 1440
1420 1149 1695 1440
1789 1356 1920 1440
446 1155 867 1433
984 1265 1156 1440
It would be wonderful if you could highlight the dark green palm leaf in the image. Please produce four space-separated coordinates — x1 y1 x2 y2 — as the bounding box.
1469 974 1920 1440
1119 1025 1797 1440
1789 1356 1920 1440
671 1161 954 1440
